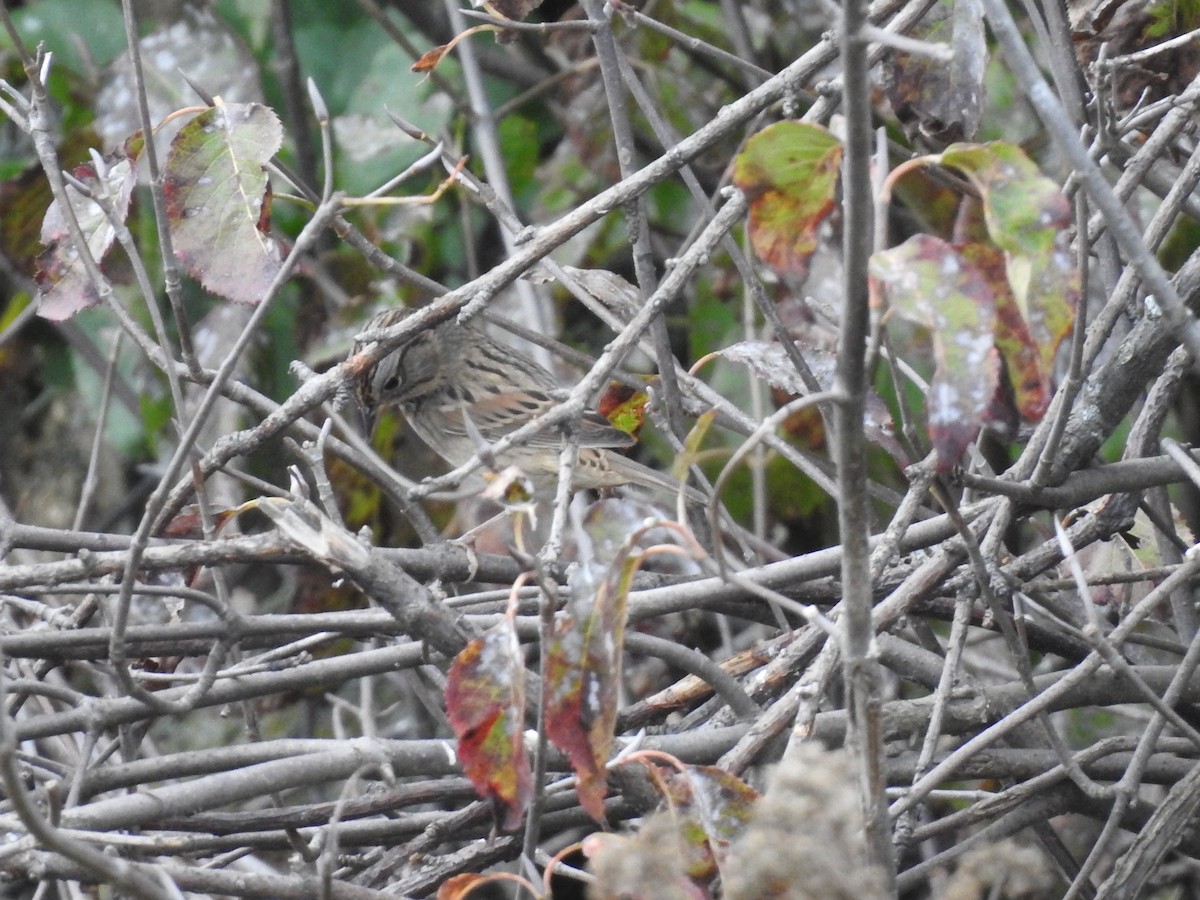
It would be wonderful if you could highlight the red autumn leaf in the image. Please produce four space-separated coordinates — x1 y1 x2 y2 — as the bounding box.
871 234 1001 470
597 381 650 438
545 550 641 821
874 142 1079 468
445 619 532 831
412 44 451 73
158 505 239 539
437 873 490 899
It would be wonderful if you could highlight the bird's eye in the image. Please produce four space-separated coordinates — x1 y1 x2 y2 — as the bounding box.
382 375 400 391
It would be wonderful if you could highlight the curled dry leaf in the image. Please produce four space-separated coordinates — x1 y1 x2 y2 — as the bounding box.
36 146 140 320
882 0 987 145
719 340 905 463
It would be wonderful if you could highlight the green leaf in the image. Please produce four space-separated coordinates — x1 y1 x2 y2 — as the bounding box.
938 142 1079 372
498 114 540 207
1144 0 1200 37
688 289 738 361
674 409 717 483
163 101 284 304
733 122 842 279
5 0 126 73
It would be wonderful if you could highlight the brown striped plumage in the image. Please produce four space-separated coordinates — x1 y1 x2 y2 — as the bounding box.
354 307 692 498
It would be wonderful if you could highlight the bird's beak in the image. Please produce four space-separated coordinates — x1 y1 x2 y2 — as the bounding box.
356 401 376 439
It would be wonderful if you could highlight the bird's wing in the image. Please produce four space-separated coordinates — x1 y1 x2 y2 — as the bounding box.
439 391 636 450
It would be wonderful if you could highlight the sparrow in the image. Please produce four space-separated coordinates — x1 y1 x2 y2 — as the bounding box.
354 306 693 499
